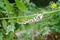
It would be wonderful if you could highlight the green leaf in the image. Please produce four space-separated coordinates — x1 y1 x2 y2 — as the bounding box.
6 25 15 35
0 1 4 8
4 0 14 14
0 33 3 40
51 25 60 33
15 0 28 12
41 27 51 36
25 0 30 4
2 20 7 30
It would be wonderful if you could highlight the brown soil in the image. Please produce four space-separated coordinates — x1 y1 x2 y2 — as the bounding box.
41 32 60 40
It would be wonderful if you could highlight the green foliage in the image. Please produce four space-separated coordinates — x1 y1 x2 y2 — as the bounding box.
0 0 60 40
15 0 28 12
0 33 3 40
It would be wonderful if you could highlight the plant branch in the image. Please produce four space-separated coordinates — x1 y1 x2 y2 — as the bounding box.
0 10 60 20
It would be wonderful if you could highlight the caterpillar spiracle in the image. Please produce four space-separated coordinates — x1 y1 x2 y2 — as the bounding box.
17 14 43 24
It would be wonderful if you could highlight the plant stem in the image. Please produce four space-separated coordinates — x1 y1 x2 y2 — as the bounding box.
0 10 60 20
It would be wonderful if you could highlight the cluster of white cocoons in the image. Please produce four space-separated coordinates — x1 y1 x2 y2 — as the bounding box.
18 14 43 24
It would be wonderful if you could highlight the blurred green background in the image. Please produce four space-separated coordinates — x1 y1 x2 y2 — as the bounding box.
0 0 60 40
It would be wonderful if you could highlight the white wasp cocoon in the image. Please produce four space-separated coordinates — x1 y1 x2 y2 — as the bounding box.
17 14 43 24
